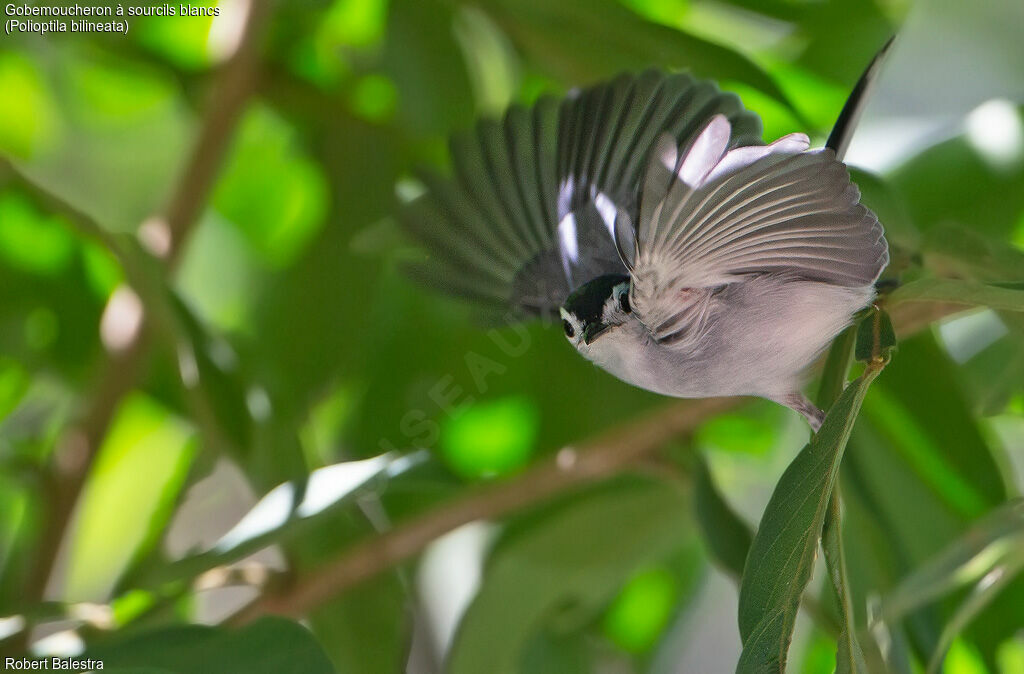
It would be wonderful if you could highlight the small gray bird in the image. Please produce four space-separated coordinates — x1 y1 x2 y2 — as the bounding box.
400 47 891 430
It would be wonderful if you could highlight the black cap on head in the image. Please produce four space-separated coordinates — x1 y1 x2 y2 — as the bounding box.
563 274 629 326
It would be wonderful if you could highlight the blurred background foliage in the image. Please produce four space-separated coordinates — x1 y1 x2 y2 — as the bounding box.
0 0 1023 672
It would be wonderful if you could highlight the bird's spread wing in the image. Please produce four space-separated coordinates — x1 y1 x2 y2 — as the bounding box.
399 70 762 319
623 116 889 344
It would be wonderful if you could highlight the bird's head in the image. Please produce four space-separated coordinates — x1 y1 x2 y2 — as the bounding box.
559 274 633 351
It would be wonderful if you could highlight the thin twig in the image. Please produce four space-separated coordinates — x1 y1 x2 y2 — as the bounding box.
226 396 740 624
226 297 959 626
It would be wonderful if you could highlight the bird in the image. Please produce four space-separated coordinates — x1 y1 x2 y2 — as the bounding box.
399 45 892 431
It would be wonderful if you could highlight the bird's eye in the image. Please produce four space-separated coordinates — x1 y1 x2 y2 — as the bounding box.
563 319 575 338
618 291 631 314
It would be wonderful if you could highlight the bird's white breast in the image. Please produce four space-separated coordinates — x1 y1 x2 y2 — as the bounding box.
577 277 874 400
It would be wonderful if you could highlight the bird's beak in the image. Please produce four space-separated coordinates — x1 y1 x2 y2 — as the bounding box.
583 323 610 345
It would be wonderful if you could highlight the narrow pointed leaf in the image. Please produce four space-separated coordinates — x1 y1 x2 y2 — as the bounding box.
737 362 884 673
822 495 868 674
889 278 1024 312
879 499 1024 623
926 550 1024 674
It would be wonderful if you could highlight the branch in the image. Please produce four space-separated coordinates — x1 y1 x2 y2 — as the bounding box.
226 296 969 625
226 396 740 624
17 0 271 624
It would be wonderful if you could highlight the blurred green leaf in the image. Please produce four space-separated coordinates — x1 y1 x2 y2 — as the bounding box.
86 617 333 673
448 478 689 674
383 0 475 134
921 224 1024 283
0 192 75 276
693 454 752 579
0 50 60 158
440 395 539 479
879 500 1024 624
307 572 408 674
213 105 329 267
890 279 1024 312
601 566 679 654
453 6 520 115
138 452 417 590
480 0 794 112
822 496 868 674
737 362 883 673
0 358 29 422
65 394 197 600
134 3 218 70
840 332 1015 663
892 136 1024 241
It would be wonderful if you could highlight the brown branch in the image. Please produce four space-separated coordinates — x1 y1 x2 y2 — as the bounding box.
18 0 272 626
227 396 740 624
226 297 966 626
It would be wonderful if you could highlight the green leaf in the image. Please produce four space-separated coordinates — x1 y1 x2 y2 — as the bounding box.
440 395 539 479
307 573 408 674
737 364 883 673
693 455 752 579
479 0 794 111
926 549 1024 674
822 496 868 674
889 279 1024 312
137 451 421 589
0 51 60 159
447 478 689 674
212 105 329 267
601 566 680 654
879 500 1024 624
855 307 896 364
65 394 197 601
85 617 333 674
817 330 868 673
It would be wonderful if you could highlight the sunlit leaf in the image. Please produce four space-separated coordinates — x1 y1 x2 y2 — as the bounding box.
134 3 218 70
65 395 197 600
0 51 60 158
0 192 75 276
139 451 423 587
349 73 399 122
0 358 29 421
67 58 176 123
440 396 538 479
601 566 679 654
453 6 520 115
212 106 329 267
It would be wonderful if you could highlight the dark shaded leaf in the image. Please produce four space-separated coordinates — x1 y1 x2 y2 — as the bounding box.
85 617 333 674
693 455 752 579
479 0 794 111
855 307 896 363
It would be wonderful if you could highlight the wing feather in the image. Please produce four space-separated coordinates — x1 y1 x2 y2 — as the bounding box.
629 119 888 342
400 71 763 319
